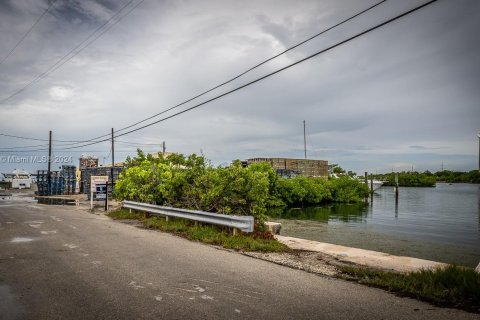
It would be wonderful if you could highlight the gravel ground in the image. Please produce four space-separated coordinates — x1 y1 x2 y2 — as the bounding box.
243 251 341 277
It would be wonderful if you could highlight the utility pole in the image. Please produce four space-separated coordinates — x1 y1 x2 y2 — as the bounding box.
47 130 52 195
162 141 166 154
303 120 307 176
477 131 480 171
111 128 115 186
303 120 307 160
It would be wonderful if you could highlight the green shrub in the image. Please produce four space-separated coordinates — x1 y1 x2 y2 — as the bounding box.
340 265 480 312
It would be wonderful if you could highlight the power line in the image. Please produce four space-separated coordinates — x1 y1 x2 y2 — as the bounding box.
60 0 438 151
0 132 91 143
0 0 58 66
116 140 164 146
0 0 383 147
56 0 387 148
0 148 48 153
111 0 388 136
0 143 49 150
0 0 143 104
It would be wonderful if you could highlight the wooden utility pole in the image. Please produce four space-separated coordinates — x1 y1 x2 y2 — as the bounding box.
303 120 307 160
477 131 480 171
303 120 307 176
47 130 52 195
111 128 114 186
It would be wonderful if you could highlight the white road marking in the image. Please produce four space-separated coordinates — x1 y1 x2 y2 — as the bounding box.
175 288 197 293
235 309 241 314
193 285 206 293
50 216 62 222
26 205 44 210
154 295 163 301
10 237 34 243
28 224 42 228
128 281 145 290
40 230 57 235
63 243 78 249
24 220 44 225
6 222 15 224
200 295 214 300
91 261 103 265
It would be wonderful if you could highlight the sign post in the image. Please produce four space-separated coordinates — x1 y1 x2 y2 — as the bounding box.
104 181 108 211
90 176 108 211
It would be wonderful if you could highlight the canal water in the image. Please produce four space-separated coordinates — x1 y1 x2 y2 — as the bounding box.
268 183 480 267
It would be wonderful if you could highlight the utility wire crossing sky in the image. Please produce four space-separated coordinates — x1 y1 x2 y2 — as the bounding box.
0 0 479 174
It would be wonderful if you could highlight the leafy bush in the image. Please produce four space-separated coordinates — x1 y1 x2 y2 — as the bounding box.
327 176 369 203
115 150 370 220
115 152 271 221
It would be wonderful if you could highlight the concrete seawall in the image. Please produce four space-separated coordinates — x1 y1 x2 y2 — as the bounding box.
275 235 448 273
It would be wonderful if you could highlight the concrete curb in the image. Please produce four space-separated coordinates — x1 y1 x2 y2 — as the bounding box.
275 235 448 273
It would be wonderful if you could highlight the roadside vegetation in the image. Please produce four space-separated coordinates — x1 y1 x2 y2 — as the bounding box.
113 150 369 223
108 208 288 252
339 265 480 313
371 170 480 187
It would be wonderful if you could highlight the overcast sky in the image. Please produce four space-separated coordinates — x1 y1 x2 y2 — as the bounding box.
0 0 479 175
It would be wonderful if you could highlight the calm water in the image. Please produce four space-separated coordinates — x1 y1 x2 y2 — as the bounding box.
268 183 480 267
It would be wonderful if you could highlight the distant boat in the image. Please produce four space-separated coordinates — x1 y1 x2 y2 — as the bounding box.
369 180 384 192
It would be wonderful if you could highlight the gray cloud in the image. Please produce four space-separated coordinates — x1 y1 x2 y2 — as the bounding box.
0 0 479 175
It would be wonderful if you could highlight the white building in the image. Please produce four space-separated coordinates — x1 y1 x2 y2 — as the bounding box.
2 169 31 189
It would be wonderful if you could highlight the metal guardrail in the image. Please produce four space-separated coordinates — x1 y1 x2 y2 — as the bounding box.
122 200 254 233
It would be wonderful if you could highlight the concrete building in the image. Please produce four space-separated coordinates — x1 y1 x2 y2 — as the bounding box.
247 158 328 178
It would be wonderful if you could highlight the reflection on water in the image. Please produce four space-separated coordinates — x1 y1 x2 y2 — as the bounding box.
268 203 368 223
269 183 480 267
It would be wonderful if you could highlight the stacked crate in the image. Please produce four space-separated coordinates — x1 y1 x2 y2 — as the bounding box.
50 172 64 195
36 170 62 195
61 165 77 194
36 170 49 196
80 166 123 198
247 157 329 178
36 166 78 196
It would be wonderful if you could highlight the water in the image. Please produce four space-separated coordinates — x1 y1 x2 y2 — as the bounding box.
268 183 480 267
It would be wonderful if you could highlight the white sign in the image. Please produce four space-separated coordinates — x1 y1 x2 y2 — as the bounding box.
90 175 108 192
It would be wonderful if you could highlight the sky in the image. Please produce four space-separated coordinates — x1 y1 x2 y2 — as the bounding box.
0 0 479 175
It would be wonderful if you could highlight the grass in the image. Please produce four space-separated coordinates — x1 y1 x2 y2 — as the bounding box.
108 208 288 252
339 265 480 313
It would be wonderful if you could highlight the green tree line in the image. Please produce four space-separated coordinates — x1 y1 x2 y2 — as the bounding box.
371 170 480 187
114 150 369 221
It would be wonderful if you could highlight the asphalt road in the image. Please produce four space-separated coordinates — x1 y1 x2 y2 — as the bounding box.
0 196 477 320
